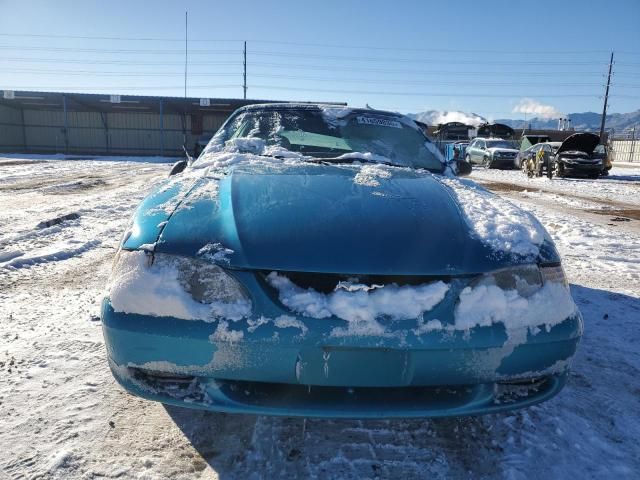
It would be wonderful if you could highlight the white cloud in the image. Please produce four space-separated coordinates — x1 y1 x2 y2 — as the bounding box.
512 98 562 119
413 110 486 126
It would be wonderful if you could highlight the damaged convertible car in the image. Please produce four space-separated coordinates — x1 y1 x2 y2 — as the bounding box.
101 104 583 418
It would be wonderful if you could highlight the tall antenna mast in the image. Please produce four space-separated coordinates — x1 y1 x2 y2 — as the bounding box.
184 11 188 100
183 11 188 148
243 41 247 100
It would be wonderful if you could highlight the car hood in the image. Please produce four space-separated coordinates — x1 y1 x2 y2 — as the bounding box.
486 148 519 154
557 133 600 155
124 162 558 275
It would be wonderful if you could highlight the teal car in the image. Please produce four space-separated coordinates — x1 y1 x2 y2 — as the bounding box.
101 104 582 418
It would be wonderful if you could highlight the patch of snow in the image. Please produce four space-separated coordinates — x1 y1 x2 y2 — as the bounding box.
273 314 308 335
224 137 266 154
440 178 547 257
319 105 354 126
352 163 393 187
196 242 234 265
266 272 449 336
210 320 244 343
455 281 578 331
108 250 250 321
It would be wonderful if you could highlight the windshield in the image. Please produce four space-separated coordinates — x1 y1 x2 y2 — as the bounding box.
485 140 516 149
200 108 444 172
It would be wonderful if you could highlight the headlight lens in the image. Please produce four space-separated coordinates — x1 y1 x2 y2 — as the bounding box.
540 264 568 287
471 264 543 298
108 250 251 320
152 253 249 304
469 264 567 299
173 256 248 304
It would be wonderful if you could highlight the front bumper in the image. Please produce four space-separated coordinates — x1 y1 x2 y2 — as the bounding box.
560 162 603 175
490 157 517 169
101 298 582 418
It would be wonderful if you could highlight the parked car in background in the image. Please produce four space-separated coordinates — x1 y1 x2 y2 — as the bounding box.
465 138 519 169
553 133 601 178
101 104 581 418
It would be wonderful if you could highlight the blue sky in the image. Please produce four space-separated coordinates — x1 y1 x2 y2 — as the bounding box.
1 0 639 119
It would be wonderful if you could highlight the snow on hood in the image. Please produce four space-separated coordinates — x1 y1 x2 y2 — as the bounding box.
267 272 449 336
439 178 548 258
486 147 519 153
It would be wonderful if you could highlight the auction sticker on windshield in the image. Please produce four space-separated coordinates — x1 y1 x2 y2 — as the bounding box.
356 116 402 128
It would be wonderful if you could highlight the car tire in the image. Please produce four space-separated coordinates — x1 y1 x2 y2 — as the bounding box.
483 156 491 169
556 163 565 178
465 154 472 165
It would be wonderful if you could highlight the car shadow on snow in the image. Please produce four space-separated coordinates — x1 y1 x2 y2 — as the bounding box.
163 284 640 478
595 173 640 182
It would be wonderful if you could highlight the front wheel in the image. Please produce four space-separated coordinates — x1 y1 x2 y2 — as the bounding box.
556 163 565 178
465 154 472 165
547 162 554 179
483 156 491 169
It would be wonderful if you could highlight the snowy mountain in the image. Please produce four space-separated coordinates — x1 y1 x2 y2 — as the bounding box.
407 110 487 127
495 110 640 133
408 109 640 133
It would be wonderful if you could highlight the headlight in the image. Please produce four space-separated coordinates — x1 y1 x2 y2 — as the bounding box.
469 264 567 298
108 250 251 320
168 255 249 304
470 264 543 298
540 264 568 287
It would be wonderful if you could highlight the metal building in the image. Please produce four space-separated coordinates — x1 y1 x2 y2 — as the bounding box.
0 90 343 157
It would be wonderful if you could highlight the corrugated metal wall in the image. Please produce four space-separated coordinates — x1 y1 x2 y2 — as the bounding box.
611 139 640 163
0 104 230 157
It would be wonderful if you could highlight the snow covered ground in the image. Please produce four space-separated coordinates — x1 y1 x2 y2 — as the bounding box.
1 156 639 479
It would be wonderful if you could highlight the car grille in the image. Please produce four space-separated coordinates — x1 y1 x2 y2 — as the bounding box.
256 270 453 294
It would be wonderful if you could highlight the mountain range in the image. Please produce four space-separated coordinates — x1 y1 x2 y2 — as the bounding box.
407 109 640 134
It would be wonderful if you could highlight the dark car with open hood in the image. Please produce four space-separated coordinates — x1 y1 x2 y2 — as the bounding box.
553 133 602 178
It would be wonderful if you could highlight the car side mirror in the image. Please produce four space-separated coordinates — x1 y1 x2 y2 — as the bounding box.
169 159 188 176
455 160 472 177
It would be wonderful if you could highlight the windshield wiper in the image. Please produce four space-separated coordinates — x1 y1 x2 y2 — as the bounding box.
310 156 396 167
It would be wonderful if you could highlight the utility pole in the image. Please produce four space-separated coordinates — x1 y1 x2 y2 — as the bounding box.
243 41 247 100
599 51 614 140
184 11 188 100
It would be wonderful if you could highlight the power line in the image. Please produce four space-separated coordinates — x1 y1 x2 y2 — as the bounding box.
0 45 239 55
0 56 617 76
1 68 619 87
242 85 603 98
0 44 624 67
0 57 240 66
0 84 615 97
247 50 602 66
2 32 637 57
0 84 241 91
